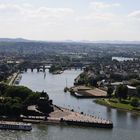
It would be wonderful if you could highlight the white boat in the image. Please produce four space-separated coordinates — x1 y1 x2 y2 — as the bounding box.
0 121 32 131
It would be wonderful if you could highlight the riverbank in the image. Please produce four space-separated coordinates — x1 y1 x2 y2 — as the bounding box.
8 72 19 85
95 98 140 114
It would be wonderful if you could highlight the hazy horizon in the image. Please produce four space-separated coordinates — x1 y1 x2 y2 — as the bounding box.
1 37 140 43
0 0 140 41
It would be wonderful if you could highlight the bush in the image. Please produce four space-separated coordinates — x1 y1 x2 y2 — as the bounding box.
5 86 32 100
131 98 139 107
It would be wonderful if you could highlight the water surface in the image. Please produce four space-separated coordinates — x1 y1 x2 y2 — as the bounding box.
0 69 140 140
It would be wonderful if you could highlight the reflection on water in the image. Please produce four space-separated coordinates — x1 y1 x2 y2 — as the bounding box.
0 69 139 140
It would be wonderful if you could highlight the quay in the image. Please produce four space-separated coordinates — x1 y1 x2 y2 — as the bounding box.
22 105 113 129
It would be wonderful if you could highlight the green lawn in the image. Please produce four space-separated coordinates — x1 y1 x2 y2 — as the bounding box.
95 98 140 112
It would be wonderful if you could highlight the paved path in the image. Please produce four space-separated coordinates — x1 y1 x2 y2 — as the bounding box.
8 72 18 85
48 106 112 125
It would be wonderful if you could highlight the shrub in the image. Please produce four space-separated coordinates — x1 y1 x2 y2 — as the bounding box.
131 98 139 107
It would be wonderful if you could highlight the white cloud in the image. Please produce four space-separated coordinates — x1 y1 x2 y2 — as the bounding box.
0 4 22 15
0 3 76 40
77 1 120 22
0 1 139 41
0 4 74 20
89 1 120 10
128 10 140 19
24 7 74 19
77 12 115 21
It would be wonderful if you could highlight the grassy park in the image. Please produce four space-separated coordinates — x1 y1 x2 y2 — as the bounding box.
95 98 140 112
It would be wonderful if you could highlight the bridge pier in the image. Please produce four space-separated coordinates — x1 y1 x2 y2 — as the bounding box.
24 68 27 72
43 68 46 72
37 68 40 72
31 68 34 72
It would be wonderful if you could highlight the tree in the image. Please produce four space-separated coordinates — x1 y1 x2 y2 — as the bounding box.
49 65 62 73
0 83 8 95
107 86 114 99
24 92 40 105
88 77 97 87
130 79 140 87
115 85 128 101
6 86 32 100
0 97 22 117
131 98 139 107
136 86 140 97
40 91 49 99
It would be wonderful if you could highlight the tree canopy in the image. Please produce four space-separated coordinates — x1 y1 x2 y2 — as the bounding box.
0 83 52 117
115 85 128 100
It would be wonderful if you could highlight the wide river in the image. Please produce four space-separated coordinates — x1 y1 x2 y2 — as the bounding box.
0 69 140 140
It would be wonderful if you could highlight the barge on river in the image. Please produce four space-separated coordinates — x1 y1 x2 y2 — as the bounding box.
0 121 32 131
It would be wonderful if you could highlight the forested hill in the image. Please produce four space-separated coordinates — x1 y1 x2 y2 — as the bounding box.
0 41 140 57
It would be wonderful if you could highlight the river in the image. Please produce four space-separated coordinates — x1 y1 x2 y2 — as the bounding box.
0 69 140 140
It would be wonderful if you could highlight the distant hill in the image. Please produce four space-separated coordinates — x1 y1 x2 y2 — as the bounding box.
0 38 140 44
0 38 31 42
70 40 140 44
93 40 140 44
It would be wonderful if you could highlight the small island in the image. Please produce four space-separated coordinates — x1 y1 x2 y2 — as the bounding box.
49 65 64 74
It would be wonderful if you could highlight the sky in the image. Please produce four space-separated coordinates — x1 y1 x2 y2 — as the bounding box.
0 0 140 41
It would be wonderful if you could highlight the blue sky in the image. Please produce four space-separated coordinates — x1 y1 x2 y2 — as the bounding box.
0 0 140 41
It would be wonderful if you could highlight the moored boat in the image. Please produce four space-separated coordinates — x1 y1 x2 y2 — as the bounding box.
0 121 32 131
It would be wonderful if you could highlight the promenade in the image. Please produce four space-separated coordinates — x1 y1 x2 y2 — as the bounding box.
22 105 113 128
8 72 19 85
48 106 113 128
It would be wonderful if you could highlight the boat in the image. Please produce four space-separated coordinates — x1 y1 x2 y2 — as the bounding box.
14 74 22 85
64 87 69 92
52 70 64 75
0 121 32 131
